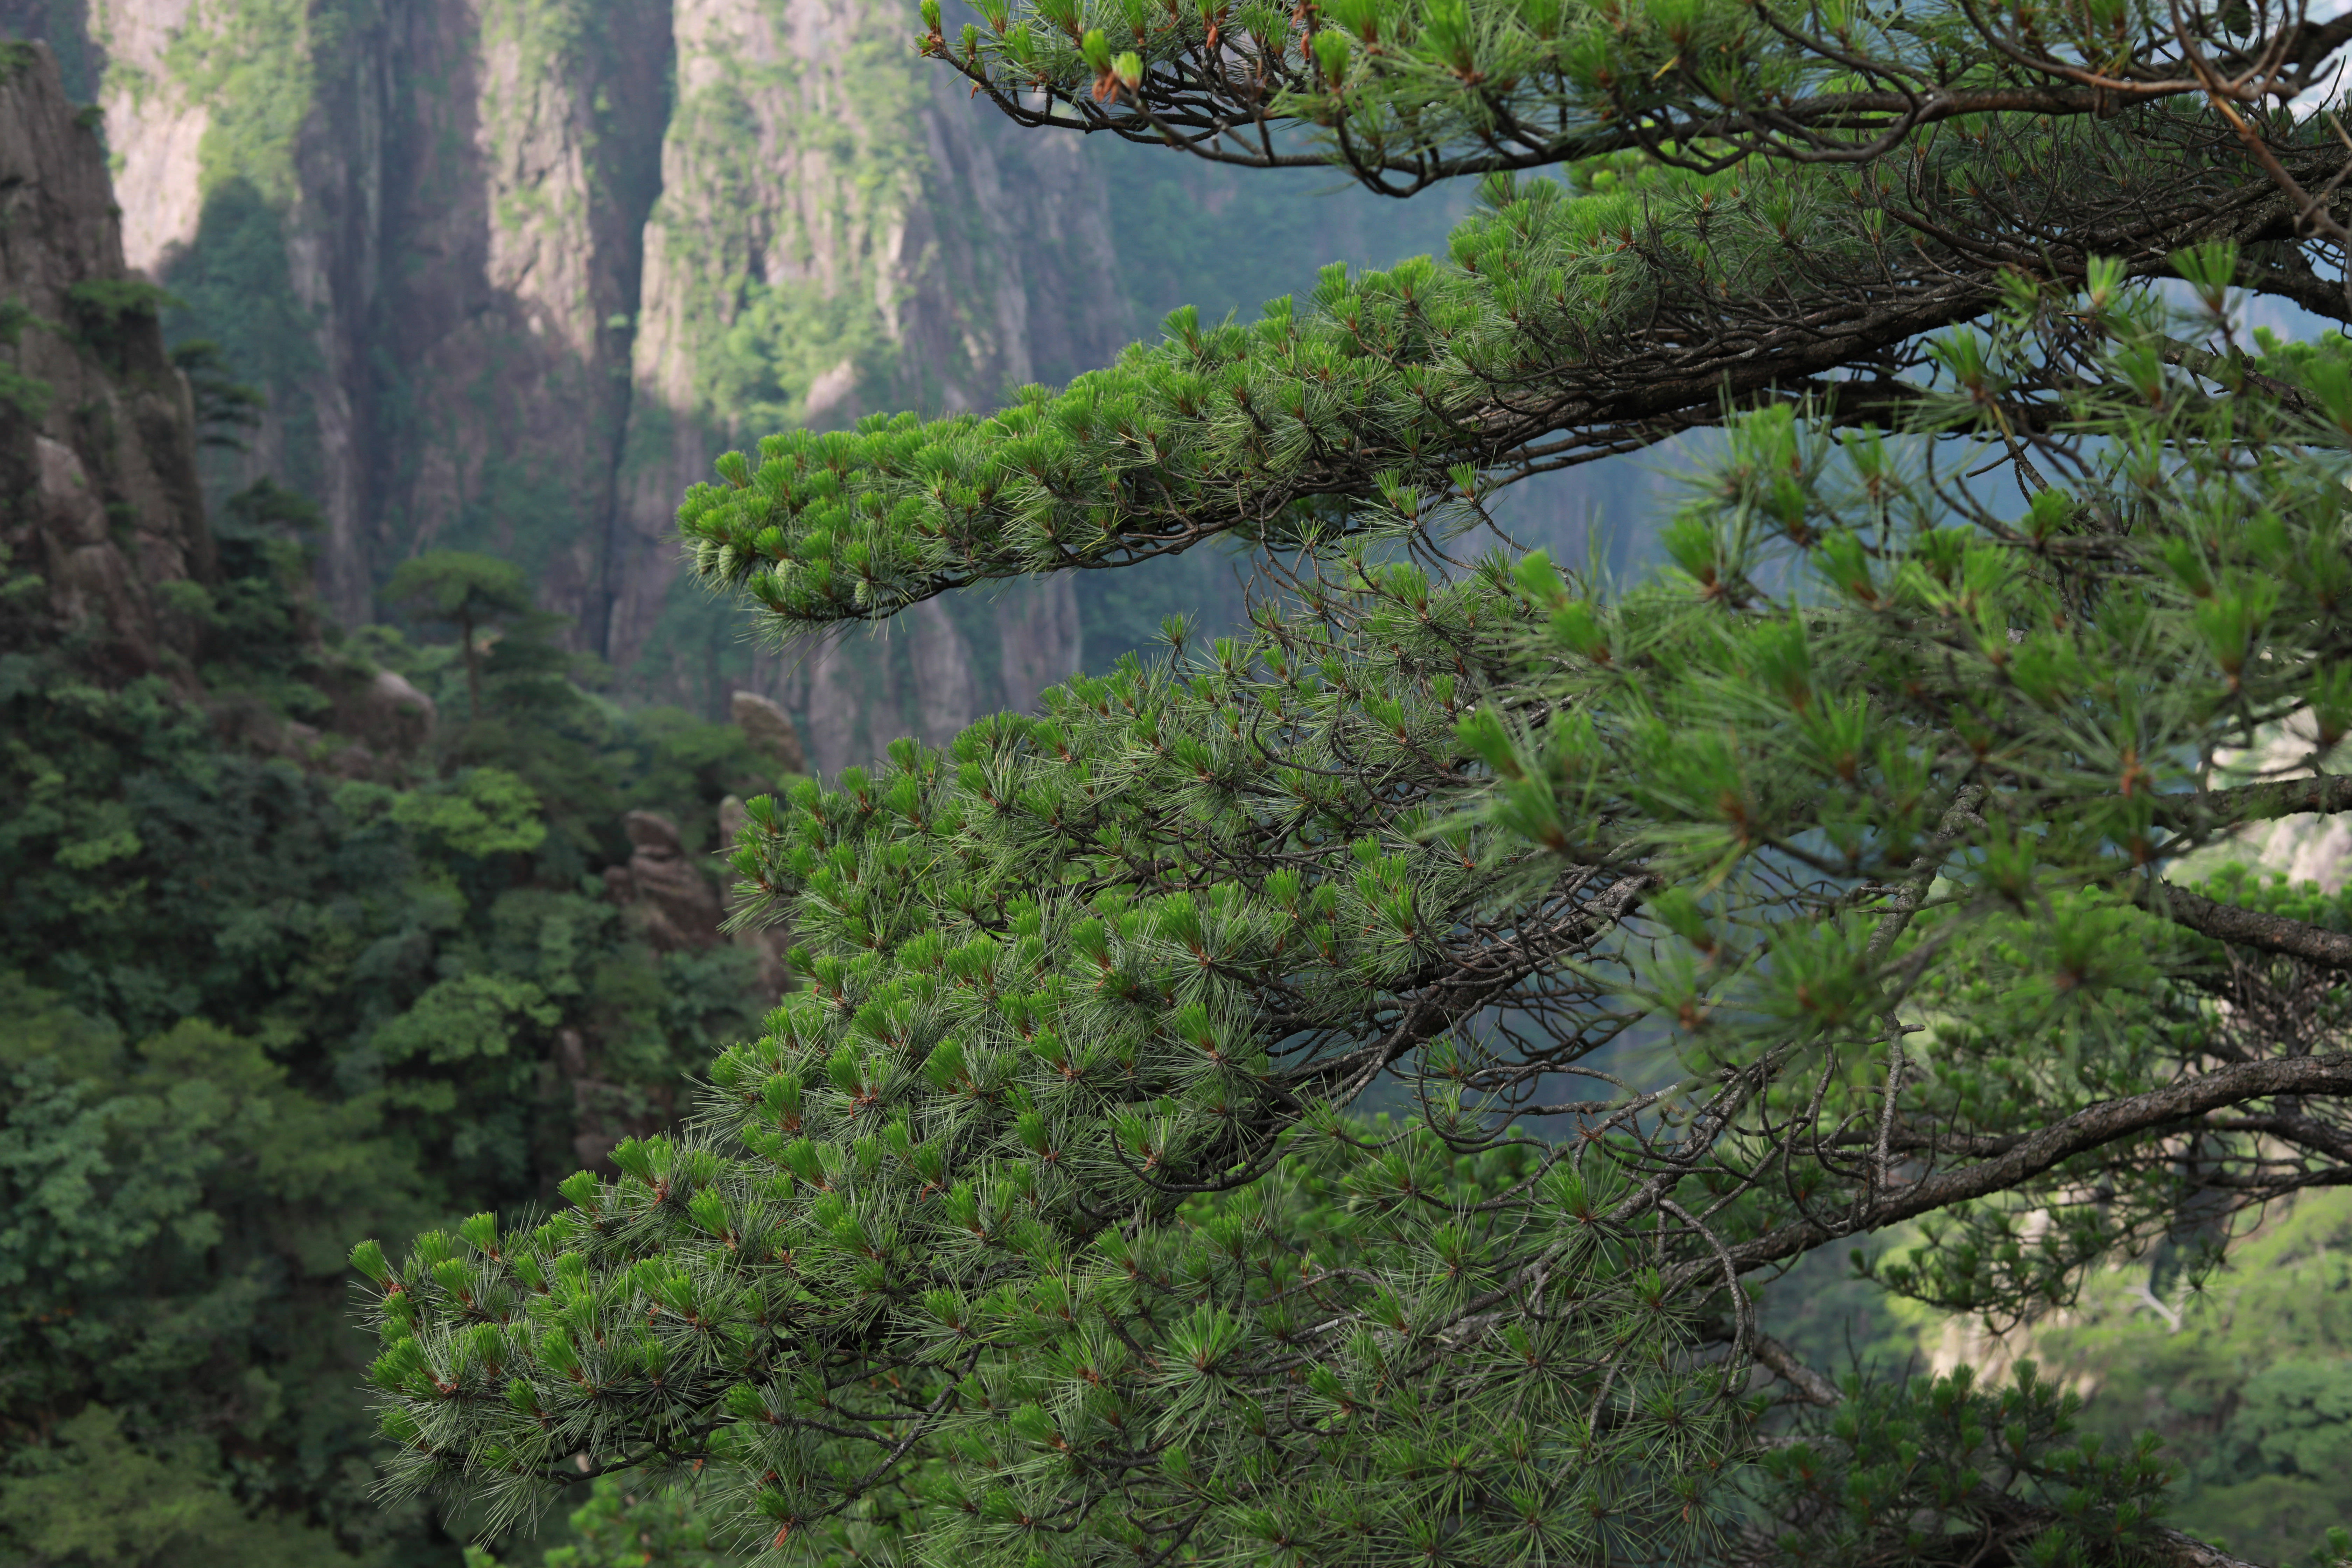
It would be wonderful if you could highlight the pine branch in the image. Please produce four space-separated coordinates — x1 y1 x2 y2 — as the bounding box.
681 115 2318 630
1721 1052 2352 1275
929 0 2352 206
2151 771 2352 830
2146 882 2352 969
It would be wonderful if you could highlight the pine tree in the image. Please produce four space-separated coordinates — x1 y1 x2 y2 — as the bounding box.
389 550 539 720
357 4 2352 1563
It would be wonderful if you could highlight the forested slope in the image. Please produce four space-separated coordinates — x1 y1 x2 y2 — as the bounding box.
0 38 784 1565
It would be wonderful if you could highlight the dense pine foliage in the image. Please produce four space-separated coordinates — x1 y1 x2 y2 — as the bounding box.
354 1 2352 1563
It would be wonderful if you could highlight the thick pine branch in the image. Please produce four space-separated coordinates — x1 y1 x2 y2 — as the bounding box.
2149 881 2352 968
682 113 2323 633
924 0 2352 198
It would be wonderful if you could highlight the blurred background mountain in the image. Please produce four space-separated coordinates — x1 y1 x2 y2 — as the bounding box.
1 4 2346 1566
0 0 1672 770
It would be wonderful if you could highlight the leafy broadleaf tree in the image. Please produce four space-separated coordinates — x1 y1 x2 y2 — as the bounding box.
359 4 2352 1564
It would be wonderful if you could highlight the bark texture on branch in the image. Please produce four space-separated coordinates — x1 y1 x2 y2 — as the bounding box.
1725 1052 2352 1273
2147 882 2352 969
2154 773 2352 830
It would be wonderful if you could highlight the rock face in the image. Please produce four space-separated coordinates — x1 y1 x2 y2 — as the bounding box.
0 37 437 787
605 0 1114 751
337 668 439 757
28 0 1111 771
79 0 671 634
731 689 806 775
602 809 727 953
602 796 791 994
718 791 792 993
0 40 212 682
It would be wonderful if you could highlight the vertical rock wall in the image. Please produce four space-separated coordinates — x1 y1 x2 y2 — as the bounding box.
375 0 670 637
87 0 382 622
609 0 1111 767
0 39 212 681
28 0 1111 772
86 0 671 631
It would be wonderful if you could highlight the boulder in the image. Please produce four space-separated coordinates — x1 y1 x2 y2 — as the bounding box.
550 1027 668 1177
603 809 723 953
731 690 807 775
353 669 437 756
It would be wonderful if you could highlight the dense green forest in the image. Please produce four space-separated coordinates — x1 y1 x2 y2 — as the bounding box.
0 468 786 1563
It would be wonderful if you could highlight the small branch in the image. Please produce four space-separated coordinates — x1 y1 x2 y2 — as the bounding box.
1721 1051 2352 1272
1868 784 1986 962
2132 1279 2185 1333
1987 1492 2270 1568
2152 772 2352 831
1752 1333 1842 1406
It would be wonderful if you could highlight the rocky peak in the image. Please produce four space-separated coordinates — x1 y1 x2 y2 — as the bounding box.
730 688 806 775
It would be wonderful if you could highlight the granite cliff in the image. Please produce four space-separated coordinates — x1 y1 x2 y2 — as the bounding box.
6 0 1130 772
1 35 449 777
2 0 1468 771
0 36 210 685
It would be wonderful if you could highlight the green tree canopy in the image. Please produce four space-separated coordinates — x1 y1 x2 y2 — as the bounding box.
387 551 538 718
1 494 781 1567
359 4 2352 1566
